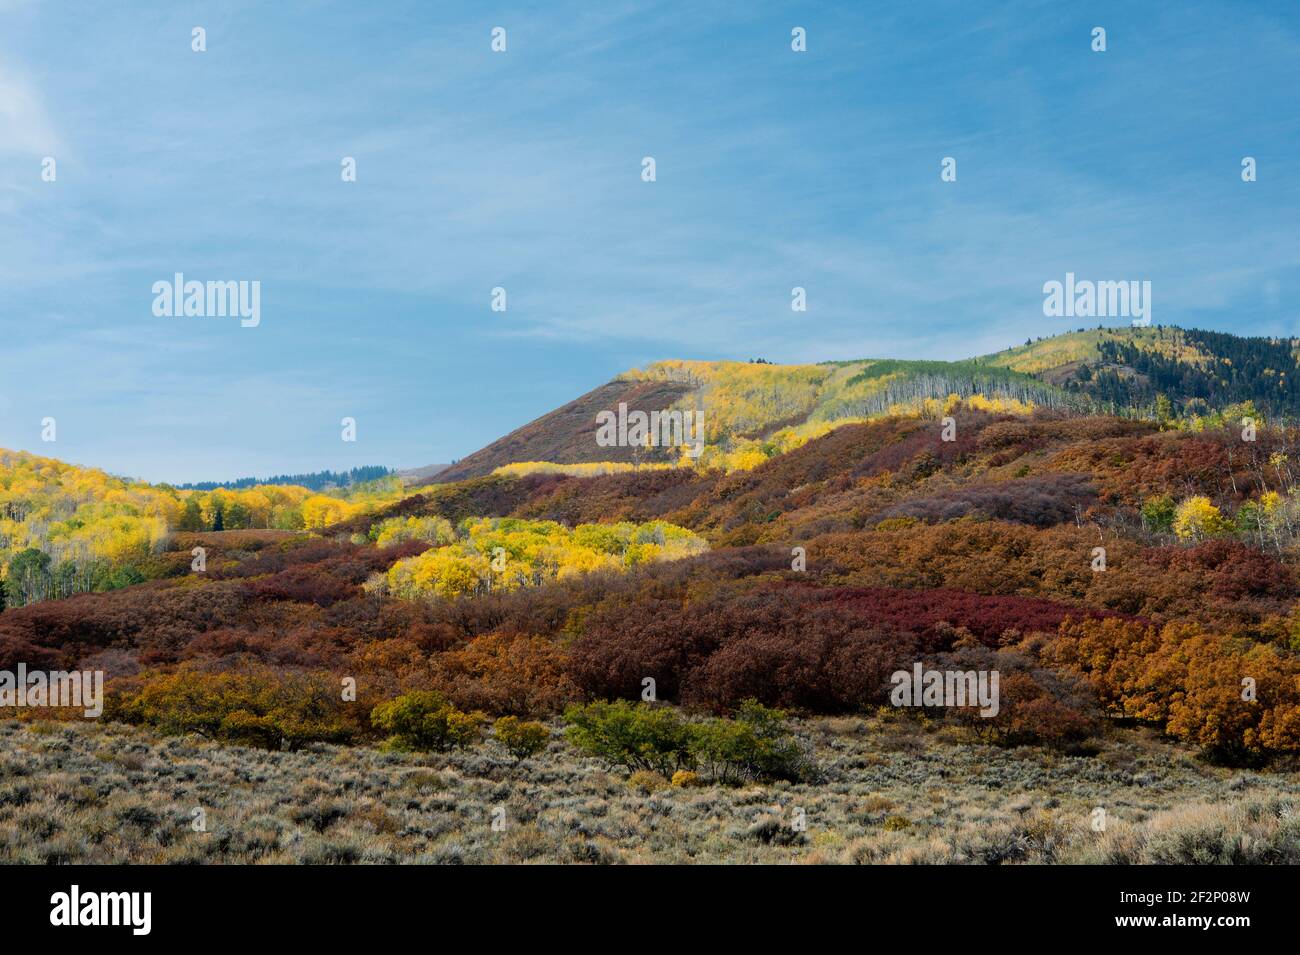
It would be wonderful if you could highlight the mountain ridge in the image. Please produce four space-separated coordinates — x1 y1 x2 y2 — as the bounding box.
418 325 1300 484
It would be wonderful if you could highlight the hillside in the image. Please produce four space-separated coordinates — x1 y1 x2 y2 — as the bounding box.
984 326 1300 415
8 407 1300 761
6 328 1300 868
4 403 1300 866
429 378 695 483
0 450 406 610
395 463 451 484
418 354 1071 485
420 326 1300 484
10 716 1295 864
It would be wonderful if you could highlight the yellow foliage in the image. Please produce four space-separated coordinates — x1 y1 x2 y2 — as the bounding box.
626 360 833 444
671 770 703 788
492 461 674 478
384 517 707 601
371 515 455 547
1172 496 1232 541
300 494 361 529
983 327 1210 375
0 447 406 605
0 449 177 577
966 393 1034 415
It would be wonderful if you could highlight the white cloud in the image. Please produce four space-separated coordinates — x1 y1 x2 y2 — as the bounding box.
0 61 59 155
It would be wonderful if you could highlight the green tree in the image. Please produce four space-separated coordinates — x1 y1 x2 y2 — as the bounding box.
103 565 145 591
689 701 809 783
493 716 549 760
5 548 51 608
1141 494 1176 534
370 691 484 751
1154 393 1173 424
177 497 205 532
562 700 694 775
224 500 252 530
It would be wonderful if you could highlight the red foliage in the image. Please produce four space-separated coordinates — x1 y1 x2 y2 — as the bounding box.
1144 540 1295 603
568 582 1117 712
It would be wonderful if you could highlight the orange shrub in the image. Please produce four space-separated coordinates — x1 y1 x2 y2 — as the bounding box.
1046 617 1300 761
430 632 577 717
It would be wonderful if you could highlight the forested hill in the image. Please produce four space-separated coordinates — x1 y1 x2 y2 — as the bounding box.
417 326 1300 484
415 358 1070 484
984 326 1300 417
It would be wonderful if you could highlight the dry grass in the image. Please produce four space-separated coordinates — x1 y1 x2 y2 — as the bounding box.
1 715 1297 864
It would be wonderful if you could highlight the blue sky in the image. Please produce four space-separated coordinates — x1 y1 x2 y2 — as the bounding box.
1 0 1297 482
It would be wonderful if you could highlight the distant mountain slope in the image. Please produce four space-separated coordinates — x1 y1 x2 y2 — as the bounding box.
176 465 393 492
396 463 450 484
420 326 1300 483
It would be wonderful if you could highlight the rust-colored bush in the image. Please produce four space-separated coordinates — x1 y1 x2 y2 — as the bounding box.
431 632 577 717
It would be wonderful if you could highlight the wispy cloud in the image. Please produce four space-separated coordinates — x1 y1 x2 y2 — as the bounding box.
0 61 58 155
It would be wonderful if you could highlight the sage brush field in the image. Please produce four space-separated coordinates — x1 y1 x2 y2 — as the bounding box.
2 717 1297 865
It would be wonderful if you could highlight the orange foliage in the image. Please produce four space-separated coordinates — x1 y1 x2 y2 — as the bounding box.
431 632 577 717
